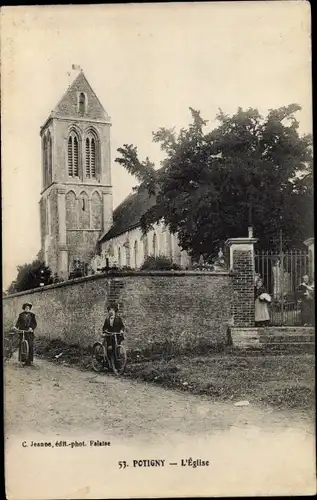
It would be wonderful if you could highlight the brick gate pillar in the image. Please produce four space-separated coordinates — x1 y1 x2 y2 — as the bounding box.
225 237 258 327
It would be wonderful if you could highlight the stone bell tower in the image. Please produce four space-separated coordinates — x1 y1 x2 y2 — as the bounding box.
39 68 113 278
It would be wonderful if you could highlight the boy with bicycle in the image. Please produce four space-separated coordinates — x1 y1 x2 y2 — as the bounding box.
102 305 125 350
13 302 37 365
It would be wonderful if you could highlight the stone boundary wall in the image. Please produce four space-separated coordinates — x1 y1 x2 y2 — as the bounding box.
3 271 233 353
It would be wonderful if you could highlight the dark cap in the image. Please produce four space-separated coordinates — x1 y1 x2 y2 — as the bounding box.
107 304 118 312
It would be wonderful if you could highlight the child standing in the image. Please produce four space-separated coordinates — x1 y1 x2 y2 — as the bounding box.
102 305 125 348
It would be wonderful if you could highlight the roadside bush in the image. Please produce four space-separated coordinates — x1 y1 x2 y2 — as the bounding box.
3 317 14 335
140 256 181 271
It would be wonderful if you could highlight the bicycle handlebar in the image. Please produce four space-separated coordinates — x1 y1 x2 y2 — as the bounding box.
12 328 32 334
102 331 123 336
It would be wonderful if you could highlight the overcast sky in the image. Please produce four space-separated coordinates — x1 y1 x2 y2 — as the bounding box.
1 2 312 289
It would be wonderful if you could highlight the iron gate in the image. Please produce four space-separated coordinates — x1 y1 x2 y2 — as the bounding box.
255 250 310 326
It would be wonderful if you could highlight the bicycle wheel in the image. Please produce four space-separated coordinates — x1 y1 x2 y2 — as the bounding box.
92 342 107 373
110 345 127 375
20 340 29 365
4 338 13 362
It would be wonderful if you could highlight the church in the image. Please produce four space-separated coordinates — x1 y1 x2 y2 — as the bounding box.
40 69 191 278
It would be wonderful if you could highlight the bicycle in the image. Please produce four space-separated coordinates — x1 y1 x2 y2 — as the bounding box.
4 331 18 362
4 328 31 366
92 331 127 376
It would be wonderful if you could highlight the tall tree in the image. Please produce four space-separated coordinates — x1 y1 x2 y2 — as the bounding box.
115 105 313 260
6 259 53 293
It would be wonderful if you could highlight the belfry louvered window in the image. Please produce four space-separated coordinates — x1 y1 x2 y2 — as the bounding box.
43 136 48 185
47 132 52 184
68 133 79 177
85 135 96 178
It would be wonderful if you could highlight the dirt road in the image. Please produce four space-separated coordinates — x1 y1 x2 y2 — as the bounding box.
4 355 314 437
4 356 316 499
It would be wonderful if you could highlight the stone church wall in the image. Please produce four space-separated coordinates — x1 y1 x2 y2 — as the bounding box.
100 222 191 269
3 272 233 353
67 230 100 271
40 189 59 275
48 190 59 273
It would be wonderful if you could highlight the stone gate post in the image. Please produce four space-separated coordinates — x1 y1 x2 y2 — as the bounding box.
304 237 314 279
225 236 258 327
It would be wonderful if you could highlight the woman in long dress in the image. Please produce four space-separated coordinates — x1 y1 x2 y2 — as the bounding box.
254 278 270 326
297 275 315 326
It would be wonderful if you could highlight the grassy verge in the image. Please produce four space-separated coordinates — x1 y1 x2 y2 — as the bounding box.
33 337 315 417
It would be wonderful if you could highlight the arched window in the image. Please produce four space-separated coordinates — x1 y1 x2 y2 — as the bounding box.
79 92 86 115
68 132 79 177
66 191 77 229
118 247 121 267
108 244 114 258
42 131 53 187
43 135 48 186
47 131 52 184
153 233 157 257
134 240 138 269
85 134 96 178
78 191 89 228
167 231 173 259
91 191 102 229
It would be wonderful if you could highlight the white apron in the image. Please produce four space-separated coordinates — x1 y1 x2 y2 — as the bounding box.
255 298 270 322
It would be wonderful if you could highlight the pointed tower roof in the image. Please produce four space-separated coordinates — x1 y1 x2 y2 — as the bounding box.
44 70 111 125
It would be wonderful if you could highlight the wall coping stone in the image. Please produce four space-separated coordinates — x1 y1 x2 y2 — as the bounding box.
304 237 314 247
3 270 233 299
225 237 258 246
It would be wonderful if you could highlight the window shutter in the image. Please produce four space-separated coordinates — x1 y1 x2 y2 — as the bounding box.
85 138 90 177
91 138 96 177
68 137 73 176
47 134 52 183
73 136 79 176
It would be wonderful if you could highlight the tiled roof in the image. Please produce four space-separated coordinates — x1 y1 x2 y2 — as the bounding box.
99 187 156 242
